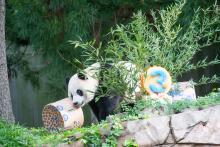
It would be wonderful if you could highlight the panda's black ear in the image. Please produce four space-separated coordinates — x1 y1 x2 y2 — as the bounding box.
78 72 88 80
66 77 70 85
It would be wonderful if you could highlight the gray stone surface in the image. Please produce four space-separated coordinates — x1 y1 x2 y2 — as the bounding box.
179 105 220 144
141 107 166 118
119 105 220 146
165 133 174 144
59 105 220 147
119 116 170 146
171 107 211 142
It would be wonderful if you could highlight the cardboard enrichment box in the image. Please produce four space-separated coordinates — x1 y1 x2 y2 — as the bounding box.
42 98 84 131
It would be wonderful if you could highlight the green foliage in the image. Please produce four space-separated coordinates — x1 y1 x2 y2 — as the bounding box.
6 44 41 87
119 92 220 119
75 124 102 146
167 92 220 114
194 74 220 86
6 0 94 52
0 115 123 146
123 138 138 147
105 1 220 80
0 120 49 146
101 117 123 147
6 0 173 61
5 0 170 101
75 117 123 147
1 92 220 146
71 1 220 102
3 0 220 145
6 0 219 110
121 98 168 120
6 0 96 99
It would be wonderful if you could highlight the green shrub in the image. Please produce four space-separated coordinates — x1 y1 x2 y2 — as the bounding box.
123 138 138 147
0 120 49 146
1 92 220 146
70 0 220 101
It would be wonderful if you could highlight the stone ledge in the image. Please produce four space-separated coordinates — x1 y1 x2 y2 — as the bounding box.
119 105 220 146
61 105 220 147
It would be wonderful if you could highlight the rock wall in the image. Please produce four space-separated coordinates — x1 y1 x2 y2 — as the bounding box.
118 105 220 146
62 105 220 147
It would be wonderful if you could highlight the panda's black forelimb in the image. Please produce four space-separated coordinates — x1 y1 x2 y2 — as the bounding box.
89 95 122 122
88 63 124 121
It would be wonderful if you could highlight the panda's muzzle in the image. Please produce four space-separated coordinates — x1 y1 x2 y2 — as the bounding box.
73 102 79 105
73 101 84 108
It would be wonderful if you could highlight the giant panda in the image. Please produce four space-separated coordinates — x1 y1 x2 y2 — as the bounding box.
67 62 141 121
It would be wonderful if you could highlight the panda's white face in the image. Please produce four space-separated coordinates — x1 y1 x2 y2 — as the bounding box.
68 63 100 108
68 61 141 108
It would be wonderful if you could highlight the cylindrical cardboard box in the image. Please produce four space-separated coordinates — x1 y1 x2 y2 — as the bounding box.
42 98 84 131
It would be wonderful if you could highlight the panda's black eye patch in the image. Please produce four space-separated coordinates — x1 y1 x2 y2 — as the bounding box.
78 72 88 80
76 89 83 96
71 93 73 99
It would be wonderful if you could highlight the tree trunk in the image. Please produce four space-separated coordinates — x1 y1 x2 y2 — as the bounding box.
0 0 15 122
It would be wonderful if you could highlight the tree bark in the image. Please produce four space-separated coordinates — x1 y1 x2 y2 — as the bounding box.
0 0 15 122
